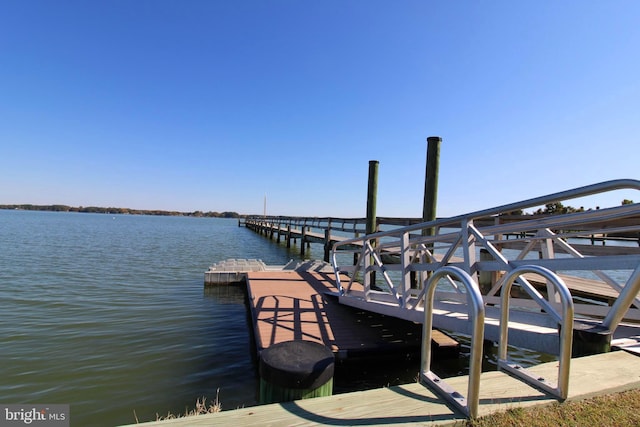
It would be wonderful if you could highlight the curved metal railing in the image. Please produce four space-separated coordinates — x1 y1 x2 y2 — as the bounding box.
498 265 574 400
420 266 485 419
331 179 640 334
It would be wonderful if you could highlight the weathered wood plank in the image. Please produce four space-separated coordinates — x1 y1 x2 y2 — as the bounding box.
246 271 455 357
125 351 640 426
524 272 625 304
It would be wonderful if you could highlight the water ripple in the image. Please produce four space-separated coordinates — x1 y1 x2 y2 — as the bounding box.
0 211 291 426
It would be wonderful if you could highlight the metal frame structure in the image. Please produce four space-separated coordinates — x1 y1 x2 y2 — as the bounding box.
421 266 485 418
331 179 640 334
498 265 574 400
329 179 640 415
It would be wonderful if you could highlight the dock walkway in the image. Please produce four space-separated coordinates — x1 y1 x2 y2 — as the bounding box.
246 270 457 358
125 350 640 426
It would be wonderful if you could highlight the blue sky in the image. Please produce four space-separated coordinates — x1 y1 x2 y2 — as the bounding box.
1 1 639 217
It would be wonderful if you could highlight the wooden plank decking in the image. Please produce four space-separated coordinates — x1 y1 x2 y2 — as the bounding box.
126 350 640 426
246 270 458 358
521 272 620 303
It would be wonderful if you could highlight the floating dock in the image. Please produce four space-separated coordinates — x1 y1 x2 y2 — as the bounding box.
205 259 334 285
246 269 458 359
204 259 271 285
205 259 458 359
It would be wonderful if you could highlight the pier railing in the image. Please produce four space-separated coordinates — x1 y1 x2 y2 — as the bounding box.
330 179 640 350
243 216 368 235
242 215 427 234
242 215 428 259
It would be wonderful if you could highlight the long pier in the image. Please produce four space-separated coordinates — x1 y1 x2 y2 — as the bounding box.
241 215 426 260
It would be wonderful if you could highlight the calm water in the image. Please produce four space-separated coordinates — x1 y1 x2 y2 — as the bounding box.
0 210 551 426
0 210 298 426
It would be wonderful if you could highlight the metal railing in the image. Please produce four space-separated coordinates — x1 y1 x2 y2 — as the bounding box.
331 179 640 333
330 179 640 415
419 265 573 416
421 266 485 418
498 265 574 400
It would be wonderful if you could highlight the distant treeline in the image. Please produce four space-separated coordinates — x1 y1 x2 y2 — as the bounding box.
505 199 634 216
0 204 240 218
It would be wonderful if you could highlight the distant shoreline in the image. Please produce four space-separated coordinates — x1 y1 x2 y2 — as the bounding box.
0 204 241 218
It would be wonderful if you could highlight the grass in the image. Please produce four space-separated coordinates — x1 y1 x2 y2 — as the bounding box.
134 390 221 423
135 387 640 426
468 388 640 427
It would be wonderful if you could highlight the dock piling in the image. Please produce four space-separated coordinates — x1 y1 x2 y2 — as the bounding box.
366 160 379 285
366 160 378 236
323 228 331 263
422 136 441 235
259 340 334 404
301 227 307 257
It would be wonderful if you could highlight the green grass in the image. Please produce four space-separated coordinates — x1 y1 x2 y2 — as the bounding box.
154 395 221 421
134 391 221 423
468 388 640 427
138 387 640 425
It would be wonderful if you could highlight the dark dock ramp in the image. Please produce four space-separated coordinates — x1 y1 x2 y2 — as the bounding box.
245 270 458 359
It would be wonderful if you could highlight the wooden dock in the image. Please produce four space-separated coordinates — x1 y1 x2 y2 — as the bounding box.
246 270 458 359
125 350 640 426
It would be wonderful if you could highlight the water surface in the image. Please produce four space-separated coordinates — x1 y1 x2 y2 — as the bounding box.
0 210 552 426
0 211 291 425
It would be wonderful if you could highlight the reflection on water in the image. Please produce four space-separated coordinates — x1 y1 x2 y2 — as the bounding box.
203 283 247 305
